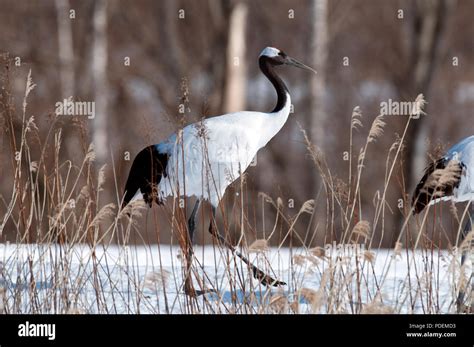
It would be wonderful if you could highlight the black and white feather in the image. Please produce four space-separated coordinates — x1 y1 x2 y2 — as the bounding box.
412 135 474 214
122 47 316 210
120 47 316 289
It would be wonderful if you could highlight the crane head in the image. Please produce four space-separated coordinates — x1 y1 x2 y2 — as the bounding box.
259 47 317 74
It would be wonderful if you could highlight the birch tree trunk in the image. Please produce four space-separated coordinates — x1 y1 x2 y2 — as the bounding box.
55 0 77 166
309 0 329 239
55 0 75 99
222 1 248 113
310 0 328 149
91 0 108 164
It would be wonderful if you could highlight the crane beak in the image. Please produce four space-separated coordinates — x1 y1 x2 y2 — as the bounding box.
286 57 317 74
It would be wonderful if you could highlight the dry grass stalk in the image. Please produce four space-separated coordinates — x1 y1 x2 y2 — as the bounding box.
460 230 474 253
393 242 403 258
98 164 107 190
334 178 349 204
23 69 36 106
276 197 284 209
143 270 171 291
289 300 299 314
361 298 394 314
248 239 269 253
449 201 458 221
351 106 363 130
292 254 306 266
458 271 469 293
368 115 386 143
300 199 315 214
269 294 289 314
0 286 5 314
67 307 86 314
357 148 365 170
304 255 320 267
300 126 325 168
389 137 402 153
309 246 326 259
352 220 371 239
85 143 96 162
78 185 91 203
423 160 462 196
363 251 375 263
298 287 325 313
90 203 116 228
411 93 427 118
118 200 147 221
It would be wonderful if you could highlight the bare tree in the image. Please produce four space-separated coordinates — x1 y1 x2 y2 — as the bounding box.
309 0 328 149
222 1 248 113
55 0 79 165
55 0 75 99
397 0 447 192
91 0 109 164
309 0 328 228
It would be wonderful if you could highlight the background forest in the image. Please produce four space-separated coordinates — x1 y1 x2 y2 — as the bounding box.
1 0 473 248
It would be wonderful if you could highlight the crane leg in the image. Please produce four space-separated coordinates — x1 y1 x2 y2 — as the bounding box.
457 207 474 313
184 198 213 297
208 206 286 287
187 199 201 251
184 199 204 297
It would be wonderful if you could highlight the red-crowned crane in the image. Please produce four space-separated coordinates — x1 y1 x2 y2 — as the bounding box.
121 47 316 295
412 135 474 312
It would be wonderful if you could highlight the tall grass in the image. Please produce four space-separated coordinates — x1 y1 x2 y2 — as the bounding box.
0 64 471 314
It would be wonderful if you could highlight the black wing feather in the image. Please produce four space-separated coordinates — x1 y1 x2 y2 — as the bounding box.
411 157 462 214
122 146 169 208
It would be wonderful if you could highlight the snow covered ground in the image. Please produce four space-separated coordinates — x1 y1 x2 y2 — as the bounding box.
0 243 470 314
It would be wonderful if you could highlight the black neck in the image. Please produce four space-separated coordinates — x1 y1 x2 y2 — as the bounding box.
259 57 289 113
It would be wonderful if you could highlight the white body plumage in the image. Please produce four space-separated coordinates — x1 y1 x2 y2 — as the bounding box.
433 135 474 205
150 94 291 207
